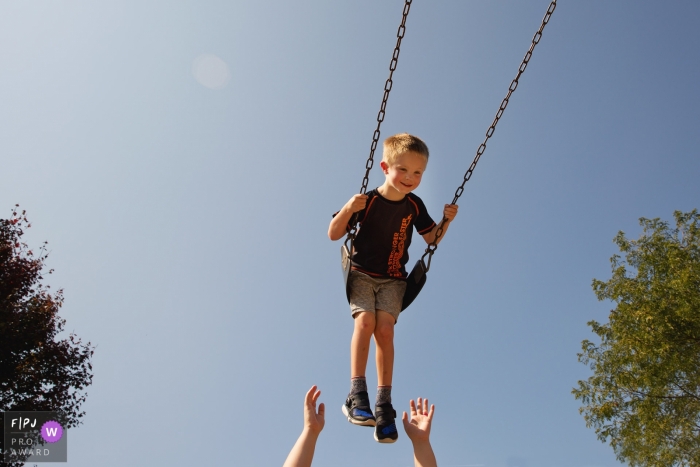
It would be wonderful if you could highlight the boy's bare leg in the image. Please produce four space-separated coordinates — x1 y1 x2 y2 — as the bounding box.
374 310 395 386
344 311 378 427
350 311 376 379
373 310 398 443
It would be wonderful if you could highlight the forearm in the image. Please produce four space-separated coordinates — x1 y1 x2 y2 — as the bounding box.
328 207 354 241
283 429 320 467
423 219 451 245
412 440 437 467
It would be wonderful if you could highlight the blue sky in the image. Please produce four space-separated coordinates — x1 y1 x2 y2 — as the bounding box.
2 1 699 466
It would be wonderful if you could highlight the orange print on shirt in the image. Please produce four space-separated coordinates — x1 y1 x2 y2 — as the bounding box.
387 214 412 277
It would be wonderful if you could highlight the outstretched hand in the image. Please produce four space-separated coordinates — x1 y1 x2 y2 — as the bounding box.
402 397 434 443
303 385 325 435
283 386 325 467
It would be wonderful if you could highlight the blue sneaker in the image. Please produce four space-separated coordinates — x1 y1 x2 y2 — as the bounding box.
342 391 376 427
374 403 398 443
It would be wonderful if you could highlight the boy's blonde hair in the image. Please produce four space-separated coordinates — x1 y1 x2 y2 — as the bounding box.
382 133 429 165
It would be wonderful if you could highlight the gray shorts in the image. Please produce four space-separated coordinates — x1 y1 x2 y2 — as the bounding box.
348 270 406 322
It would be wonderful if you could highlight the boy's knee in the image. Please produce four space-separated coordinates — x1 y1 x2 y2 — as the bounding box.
374 321 395 343
353 311 376 334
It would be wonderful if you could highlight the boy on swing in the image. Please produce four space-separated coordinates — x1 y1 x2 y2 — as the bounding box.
328 133 458 443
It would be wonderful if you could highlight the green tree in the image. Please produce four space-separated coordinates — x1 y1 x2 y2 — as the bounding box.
573 209 700 466
0 207 94 467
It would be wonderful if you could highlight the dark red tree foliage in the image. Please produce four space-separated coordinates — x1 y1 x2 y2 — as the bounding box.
1 206 94 466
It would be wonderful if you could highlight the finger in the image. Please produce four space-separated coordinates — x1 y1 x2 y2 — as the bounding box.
410 399 417 416
401 411 410 429
318 402 325 418
416 397 423 414
428 404 435 421
305 385 317 404
423 398 429 415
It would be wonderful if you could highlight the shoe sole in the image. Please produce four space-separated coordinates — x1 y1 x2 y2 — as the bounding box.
374 430 398 444
341 404 376 427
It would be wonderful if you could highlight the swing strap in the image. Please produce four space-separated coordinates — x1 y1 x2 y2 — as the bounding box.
345 0 413 254
419 0 558 273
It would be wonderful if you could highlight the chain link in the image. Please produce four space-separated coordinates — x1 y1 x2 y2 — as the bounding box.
421 0 557 271
347 0 413 244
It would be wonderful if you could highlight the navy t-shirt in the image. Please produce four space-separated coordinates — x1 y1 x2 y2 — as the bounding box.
342 189 435 279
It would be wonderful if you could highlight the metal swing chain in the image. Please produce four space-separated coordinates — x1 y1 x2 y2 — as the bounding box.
346 0 413 247
420 0 557 272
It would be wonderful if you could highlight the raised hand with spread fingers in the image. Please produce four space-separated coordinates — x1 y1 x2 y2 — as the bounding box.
402 397 437 467
283 386 325 467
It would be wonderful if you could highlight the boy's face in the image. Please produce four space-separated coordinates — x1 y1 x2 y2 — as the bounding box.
380 150 428 197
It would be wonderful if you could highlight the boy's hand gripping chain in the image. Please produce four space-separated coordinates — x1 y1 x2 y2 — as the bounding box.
404 0 557 310
417 0 558 273
342 0 413 293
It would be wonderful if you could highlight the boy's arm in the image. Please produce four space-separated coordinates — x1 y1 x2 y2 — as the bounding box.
282 386 325 467
402 398 437 467
421 204 458 245
328 194 368 241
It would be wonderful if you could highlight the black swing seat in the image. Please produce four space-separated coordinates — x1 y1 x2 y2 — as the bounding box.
341 244 426 312
402 259 426 310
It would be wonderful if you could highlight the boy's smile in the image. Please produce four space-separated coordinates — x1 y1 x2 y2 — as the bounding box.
378 151 428 201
